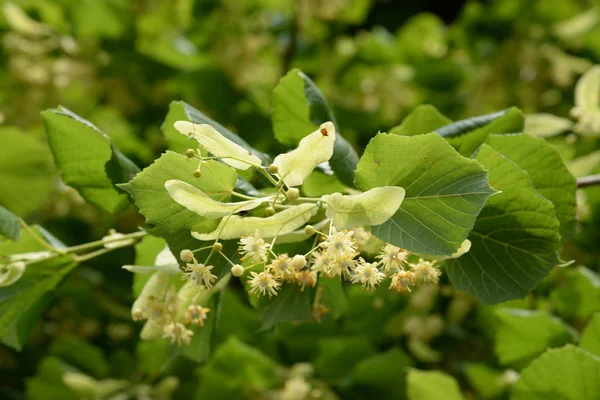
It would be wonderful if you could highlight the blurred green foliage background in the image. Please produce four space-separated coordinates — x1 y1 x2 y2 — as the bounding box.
3 0 600 399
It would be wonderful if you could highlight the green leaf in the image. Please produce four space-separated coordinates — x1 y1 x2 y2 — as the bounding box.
322 186 405 230
0 128 55 217
41 107 131 213
314 336 377 379
162 101 270 164
390 104 452 136
354 133 495 256
0 254 77 350
525 113 574 138
407 370 464 400
257 284 314 329
551 266 600 320
437 107 525 156
26 357 78 400
486 133 577 241
105 144 141 188
120 151 237 235
445 144 562 304
49 335 110 378
192 203 318 241
271 69 359 186
0 205 20 241
511 345 600 400
464 363 508 399
581 313 600 357
350 348 413 400
317 276 348 318
271 69 317 146
194 337 279 400
494 308 577 369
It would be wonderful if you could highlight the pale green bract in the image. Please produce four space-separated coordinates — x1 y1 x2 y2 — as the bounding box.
273 122 336 187
191 203 318 240
322 186 405 230
524 113 574 138
173 121 262 170
165 179 272 219
571 65 600 136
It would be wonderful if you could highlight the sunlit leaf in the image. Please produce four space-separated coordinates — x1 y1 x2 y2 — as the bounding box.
407 370 463 400
494 308 577 369
511 346 600 400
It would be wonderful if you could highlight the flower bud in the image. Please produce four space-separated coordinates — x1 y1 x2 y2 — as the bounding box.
212 242 223 252
265 206 275 217
180 249 194 263
231 264 245 277
291 254 307 270
193 170 202 178
185 149 195 158
304 225 315 235
267 164 279 174
286 188 300 201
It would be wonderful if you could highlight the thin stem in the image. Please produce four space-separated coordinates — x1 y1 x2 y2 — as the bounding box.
258 168 280 187
65 231 146 253
218 251 236 267
20 220 60 254
192 245 213 253
296 197 319 203
230 191 259 201
578 174 600 188
75 247 115 263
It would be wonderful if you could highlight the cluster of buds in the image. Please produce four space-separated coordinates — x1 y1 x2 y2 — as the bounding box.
235 225 443 301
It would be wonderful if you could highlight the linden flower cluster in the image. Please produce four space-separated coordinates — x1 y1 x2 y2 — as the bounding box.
127 249 213 347
238 226 443 300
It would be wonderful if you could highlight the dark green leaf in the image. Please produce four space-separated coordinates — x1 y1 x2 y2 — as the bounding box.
49 334 110 378
355 133 495 256
445 144 561 304
0 128 55 217
350 348 413 399
438 107 525 156
257 284 315 329
271 69 359 186
41 107 131 213
0 205 20 241
486 134 577 241
0 254 77 350
194 337 279 400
